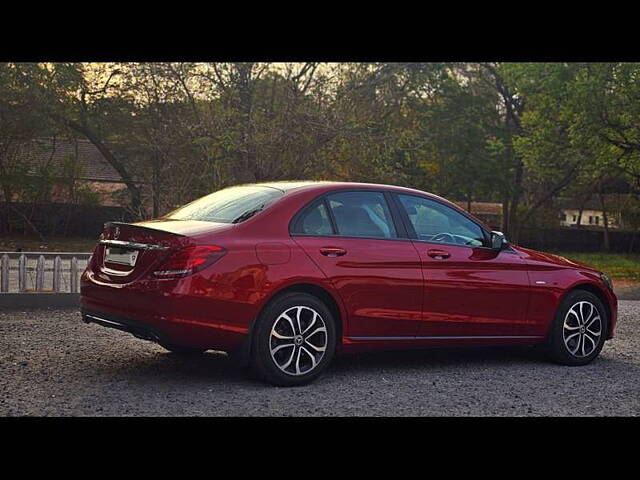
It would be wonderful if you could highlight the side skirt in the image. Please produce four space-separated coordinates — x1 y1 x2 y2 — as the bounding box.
347 335 545 341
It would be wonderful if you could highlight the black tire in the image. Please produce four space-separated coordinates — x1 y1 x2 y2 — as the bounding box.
159 342 207 355
251 292 336 386
546 290 608 366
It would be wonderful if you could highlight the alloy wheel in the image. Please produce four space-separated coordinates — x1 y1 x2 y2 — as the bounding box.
563 301 602 358
269 306 328 376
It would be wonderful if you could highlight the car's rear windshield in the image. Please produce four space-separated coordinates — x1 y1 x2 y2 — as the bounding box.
164 185 285 224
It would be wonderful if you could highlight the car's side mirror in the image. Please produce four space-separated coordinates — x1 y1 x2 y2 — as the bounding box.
490 231 508 250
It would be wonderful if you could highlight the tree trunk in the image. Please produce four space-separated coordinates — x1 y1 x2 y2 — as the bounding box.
152 152 160 218
599 187 610 252
513 222 523 245
577 185 597 228
236 63 257 183
53 115 144 216
506 154 523 241
501 197 510 235
576 206 583 227
481 64 525 241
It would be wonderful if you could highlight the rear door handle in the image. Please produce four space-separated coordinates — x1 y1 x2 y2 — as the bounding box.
427 249 450 259
320 247 347 257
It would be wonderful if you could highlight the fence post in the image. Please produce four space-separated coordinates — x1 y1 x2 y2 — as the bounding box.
53 256 62 292
70 257 78 293
1 254 8 292
36 255 45 290
18 254 26 292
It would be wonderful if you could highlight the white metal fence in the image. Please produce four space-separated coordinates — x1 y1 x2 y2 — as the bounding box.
0 252 91 293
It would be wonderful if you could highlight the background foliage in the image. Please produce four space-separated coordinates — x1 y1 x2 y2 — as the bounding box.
3 62 640 244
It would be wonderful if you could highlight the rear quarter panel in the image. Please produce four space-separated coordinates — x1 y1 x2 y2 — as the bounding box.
185 194 350 342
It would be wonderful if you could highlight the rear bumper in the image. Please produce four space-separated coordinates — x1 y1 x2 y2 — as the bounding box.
80 292 250 352
80 268 257 352
81 309 167 344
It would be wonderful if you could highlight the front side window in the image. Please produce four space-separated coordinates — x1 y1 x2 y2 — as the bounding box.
327 191 397 239
397 194 485 247
164 185 284 224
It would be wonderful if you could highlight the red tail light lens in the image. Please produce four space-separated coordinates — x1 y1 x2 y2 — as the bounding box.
153 245 226 279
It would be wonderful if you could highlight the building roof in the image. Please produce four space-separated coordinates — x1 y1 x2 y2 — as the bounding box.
557 194 636 211
19 138 123 183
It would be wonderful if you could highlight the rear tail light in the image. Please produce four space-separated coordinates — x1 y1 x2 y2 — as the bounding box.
153 245 226 279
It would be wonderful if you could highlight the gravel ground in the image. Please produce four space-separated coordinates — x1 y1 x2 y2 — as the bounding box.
1 302 638 416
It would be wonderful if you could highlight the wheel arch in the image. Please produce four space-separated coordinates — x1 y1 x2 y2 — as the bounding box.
262 283 345 343
228 281 345 367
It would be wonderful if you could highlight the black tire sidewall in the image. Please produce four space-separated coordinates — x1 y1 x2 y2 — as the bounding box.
251 292 336 386
547 290 609 366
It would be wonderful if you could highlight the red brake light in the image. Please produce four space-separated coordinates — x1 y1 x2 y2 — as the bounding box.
153 245 226 279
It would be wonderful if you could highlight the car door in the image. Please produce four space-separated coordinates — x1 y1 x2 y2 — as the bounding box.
291 190 423 337
393 193 531 338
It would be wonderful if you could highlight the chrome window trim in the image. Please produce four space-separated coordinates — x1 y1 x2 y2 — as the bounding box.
289 188 405 240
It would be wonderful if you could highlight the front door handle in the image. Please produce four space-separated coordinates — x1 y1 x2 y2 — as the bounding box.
427 249 450 259
320 247 347 257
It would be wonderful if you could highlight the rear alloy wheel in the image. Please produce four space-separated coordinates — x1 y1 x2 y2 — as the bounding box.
547 290 608 366
252 292 336 386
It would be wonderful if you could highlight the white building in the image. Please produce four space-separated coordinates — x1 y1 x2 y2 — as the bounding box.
560 208 620 228
558 196 624 229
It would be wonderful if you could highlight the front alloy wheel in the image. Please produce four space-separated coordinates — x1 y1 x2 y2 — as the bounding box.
547 290 608 366
562 301 603 358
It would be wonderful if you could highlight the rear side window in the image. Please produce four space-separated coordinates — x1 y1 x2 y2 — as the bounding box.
295 202 334 236
327 191 397 239
164 186 284 224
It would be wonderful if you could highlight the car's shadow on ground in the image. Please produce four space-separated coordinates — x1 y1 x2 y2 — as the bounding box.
92 341 632 388
123 349 256 385
100 344 547 385
332 345 547 370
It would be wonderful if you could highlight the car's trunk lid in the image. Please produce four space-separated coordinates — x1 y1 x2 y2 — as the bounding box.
91 219 232 284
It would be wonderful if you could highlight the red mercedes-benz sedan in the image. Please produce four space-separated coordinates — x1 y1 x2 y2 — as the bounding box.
80 181 618 386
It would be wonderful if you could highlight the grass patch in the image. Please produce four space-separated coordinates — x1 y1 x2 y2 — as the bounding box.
0 234 97 253
551 251 640 281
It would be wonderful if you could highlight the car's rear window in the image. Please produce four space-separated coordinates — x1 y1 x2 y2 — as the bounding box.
164 186 284 224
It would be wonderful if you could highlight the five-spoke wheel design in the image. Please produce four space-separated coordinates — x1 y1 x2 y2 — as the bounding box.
269 306 327 376
563 300 602 358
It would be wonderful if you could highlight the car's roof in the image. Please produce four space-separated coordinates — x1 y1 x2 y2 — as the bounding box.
253 181 334 191
254 180 432 196
236 181 492 233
